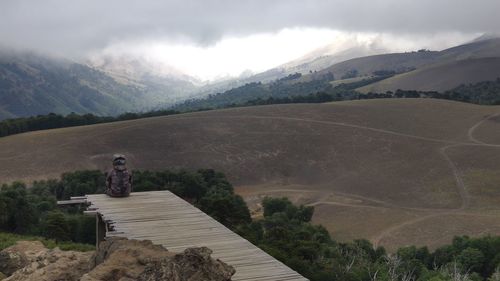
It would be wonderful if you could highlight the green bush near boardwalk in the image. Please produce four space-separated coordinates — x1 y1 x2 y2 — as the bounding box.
0 231 94 252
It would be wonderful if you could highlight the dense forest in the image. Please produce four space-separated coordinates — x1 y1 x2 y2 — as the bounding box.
1 169 500 281
175 73 500 110
173 72 390 110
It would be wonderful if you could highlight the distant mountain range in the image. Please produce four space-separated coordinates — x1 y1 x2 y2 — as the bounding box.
239 42 387 84
1 35 500 119
0 52 198 119
180 35 500 109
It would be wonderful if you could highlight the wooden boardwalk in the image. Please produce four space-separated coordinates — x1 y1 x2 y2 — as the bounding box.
85 191 308 281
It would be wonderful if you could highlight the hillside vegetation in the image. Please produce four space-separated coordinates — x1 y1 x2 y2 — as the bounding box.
3 170 500 281
175 74 389 110
0 232 94 252
177 38 500 110
0 169 249 244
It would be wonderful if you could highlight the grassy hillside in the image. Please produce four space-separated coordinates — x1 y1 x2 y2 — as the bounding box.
0 99 500 250
313 50 440 80
357 38 500 93
319 37 500 84
358 58 500 93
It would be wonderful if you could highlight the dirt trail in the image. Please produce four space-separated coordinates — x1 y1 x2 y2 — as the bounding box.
254 188 453 212
467 113 500 145
178 115 469 145
219 112 500 247
439 145 470 210
373 112 500 247
223 112 500 247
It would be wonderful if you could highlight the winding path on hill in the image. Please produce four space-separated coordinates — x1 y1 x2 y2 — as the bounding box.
178 115 470 145
468 113 500 145
1 107 500 249
224 112 500 247
372 112 500 247
248 113 500 247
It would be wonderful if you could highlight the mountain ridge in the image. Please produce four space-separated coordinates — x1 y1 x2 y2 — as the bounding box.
0 52 198 119
358 37 500 92
2 35 500 119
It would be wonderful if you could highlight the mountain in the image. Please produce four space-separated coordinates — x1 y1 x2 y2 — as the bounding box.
174 40 388 106
4 35 500 119
239 42 386 84
313 50 441 80
87 54 199 98
181 36 500 109
358 37 500 93
0 51 198 119
1 99 499 251
359 57 500 93
315 35 500 83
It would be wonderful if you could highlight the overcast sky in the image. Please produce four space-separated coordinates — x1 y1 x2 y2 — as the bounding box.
1 0 499 80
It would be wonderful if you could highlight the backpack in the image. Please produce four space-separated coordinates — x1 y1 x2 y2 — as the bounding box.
107 169 132 197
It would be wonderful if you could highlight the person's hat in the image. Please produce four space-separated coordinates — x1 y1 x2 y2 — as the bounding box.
112 154 126 166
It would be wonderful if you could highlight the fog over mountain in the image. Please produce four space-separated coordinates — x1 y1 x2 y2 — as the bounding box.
1 0 498 80
0 0 499 119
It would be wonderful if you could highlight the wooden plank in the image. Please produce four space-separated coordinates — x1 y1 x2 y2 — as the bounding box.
86 191 308 281
57 199 87 205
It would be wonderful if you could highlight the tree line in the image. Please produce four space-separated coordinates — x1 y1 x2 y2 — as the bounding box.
0 109 180 138
237 78 500 108
2 169 500 280
0 169 249 245
174 73 395 110
3 77 499 140
240 197 500 281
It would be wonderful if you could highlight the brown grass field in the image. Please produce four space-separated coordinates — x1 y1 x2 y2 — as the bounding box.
1 98 500 251
358 58 500 93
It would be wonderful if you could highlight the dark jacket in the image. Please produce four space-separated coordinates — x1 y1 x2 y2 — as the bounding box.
106 168 132 197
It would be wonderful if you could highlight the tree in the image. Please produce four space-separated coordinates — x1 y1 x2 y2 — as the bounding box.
489 267 500 281
42 211 70 242
458 247 485 272
262 197 291 217
198 188 251 228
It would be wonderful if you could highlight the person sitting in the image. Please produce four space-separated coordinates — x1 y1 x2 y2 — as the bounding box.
106 154 132 197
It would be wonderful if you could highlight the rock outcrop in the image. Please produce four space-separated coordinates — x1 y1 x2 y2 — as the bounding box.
0 238 235 281
81 237 173 281
138 247 235 281
0 241 92 281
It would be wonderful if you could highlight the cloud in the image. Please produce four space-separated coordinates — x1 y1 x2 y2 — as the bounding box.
91 29 477 81
0 0 499 56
